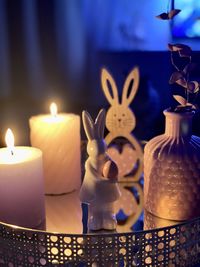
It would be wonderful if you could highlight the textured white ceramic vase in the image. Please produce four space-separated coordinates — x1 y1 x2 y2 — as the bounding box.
144 109 200 221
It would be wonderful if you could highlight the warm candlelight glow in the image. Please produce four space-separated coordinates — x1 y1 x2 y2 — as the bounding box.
5 128 14 154
50 102 57 117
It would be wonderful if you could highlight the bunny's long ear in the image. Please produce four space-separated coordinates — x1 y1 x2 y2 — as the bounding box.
82 111 94 140
95 109 106 139
122 67 139 106
101 68 119 105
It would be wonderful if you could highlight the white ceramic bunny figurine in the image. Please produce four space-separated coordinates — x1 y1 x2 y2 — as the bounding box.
101 67 143 182
80 109 121 231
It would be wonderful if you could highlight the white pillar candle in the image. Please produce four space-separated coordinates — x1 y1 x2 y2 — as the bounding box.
0 129 45 229
29 103 81 195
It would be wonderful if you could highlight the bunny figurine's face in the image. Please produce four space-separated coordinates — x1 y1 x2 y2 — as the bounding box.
106 104 136 133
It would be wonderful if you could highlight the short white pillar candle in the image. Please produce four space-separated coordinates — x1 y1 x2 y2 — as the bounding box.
0 129 45 229
29 103 81 195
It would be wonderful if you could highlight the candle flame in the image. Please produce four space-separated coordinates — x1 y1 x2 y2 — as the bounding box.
5 128 14 155
50 102 57 117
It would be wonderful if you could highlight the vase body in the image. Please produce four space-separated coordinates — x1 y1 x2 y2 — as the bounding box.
144 109 200 221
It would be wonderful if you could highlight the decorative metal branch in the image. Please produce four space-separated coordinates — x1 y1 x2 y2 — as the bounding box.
156 2 199 112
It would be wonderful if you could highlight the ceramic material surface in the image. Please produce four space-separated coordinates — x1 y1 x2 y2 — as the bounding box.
80 109 121 231
144 109 200 220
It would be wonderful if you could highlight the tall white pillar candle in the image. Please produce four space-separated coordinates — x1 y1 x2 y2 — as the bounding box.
29 103 81 194
0 129 45 229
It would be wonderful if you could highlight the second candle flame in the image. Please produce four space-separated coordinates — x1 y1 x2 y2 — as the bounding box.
50 102 57 117
5 128 14 155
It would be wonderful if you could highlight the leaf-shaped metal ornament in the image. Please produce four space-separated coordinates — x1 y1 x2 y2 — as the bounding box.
169 71 184 84
183 63 196 74
187 81 200 93
175 77 187 88
156 9 181 20
168 43 189 51
190 103 198 110
168 44 176 51
173 95 187 106
156 12 169 20
168 9 181 19
168 43 191 57
175 103 195 112
179 48 192 58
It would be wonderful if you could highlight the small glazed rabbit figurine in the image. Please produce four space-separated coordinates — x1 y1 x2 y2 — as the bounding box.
80 109 121 231
101 67 143 182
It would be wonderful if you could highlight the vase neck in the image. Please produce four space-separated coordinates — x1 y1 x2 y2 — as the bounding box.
164 110 194 138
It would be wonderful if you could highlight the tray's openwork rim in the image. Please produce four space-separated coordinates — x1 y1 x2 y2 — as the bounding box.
0 213 199 236
0 213 200 266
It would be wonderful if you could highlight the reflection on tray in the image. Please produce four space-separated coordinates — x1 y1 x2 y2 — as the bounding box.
45 191 83 234
115 182 144 233
144 208 185 230
45 189 189 234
